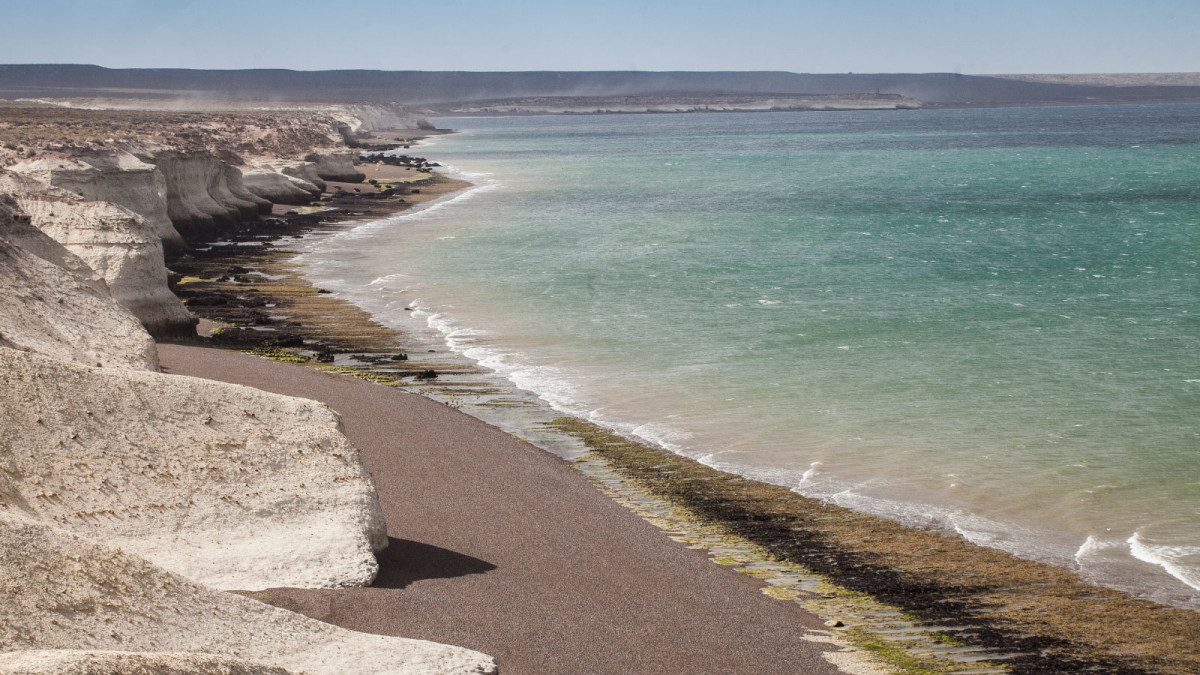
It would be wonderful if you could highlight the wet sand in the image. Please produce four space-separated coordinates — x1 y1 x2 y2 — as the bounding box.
158 343 846 675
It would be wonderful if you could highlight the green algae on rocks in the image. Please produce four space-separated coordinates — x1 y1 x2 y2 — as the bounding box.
546 416 1200 675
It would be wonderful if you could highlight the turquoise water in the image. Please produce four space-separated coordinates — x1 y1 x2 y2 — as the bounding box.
300 106 1200 609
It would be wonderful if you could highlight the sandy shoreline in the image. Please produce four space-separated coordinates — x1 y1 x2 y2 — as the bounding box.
167 132 1200 674
157 343 850 674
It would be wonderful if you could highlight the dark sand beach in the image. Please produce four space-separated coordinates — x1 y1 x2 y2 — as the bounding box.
158 343 844 674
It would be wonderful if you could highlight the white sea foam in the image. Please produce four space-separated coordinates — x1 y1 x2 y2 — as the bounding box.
798 461 822 487
1128 532 1200 591
414 302 584 415
1075 534 1112 564
779 481 1074 566
294 167 500 256
368 274 407 287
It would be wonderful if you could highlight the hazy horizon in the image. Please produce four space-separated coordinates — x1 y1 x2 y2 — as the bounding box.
1 1 1197 75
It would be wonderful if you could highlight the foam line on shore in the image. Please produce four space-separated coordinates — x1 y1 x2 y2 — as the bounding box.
333 234 1200 609
1129 532 1200 592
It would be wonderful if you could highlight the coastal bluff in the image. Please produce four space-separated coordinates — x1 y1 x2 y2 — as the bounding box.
0 512 494 675
0 103 498 673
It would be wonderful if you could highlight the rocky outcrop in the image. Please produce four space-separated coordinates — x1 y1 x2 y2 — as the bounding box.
0 650 293 675
0 345 389 591
335 103 432 134
11 151 187 257
148 151 272 246
0 512 498 674
224 163 274 214
278 161 327 192
0 102 501 672
0 194 106 294
242 165 321 204
304 151 365 183
0 195 158 370
2 171 196 340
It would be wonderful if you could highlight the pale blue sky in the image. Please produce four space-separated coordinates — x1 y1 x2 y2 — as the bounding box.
1 0 1197 73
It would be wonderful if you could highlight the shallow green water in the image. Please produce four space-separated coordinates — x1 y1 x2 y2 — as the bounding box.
301 106 1200 608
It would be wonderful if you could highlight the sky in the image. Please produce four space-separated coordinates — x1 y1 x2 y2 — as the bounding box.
0 0 1197 74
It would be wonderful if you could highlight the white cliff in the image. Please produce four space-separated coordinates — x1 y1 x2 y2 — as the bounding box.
0 345 390 591
332 103 433 134
278 161 328 192
223 163 275 215
0 195 159 370
304 151 365 183
0 650 293 675
0 511 497 674
1 171 196 339
0 102 500 673
11 151 187 257
242 165 321 204
0 194 107 294
149 151 272 245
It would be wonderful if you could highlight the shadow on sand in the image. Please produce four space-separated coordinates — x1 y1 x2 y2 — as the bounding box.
371 537 497 590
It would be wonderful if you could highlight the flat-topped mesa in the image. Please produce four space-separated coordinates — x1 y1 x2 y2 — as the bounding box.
304 151 366 183
0 345 391 591
147 150 272 247
1 170 196 341
0 512 498 674
0 194 159 370
11 150 187 258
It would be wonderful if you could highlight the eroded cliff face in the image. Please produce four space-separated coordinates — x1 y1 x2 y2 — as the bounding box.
304 151 366 183
333 103 433 134
0 103 499 672
242 165 320 205
0 511 498 674
0 194 106 293
0 194 159 370
148 150 274 246
1 170 196 340
12 151 187 256
278 160 328 192
0 346 388 591
0 650 294 675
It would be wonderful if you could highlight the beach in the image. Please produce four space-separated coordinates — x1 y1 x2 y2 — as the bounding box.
3 69 1199 674
168 126 1200 675
156 342 850 674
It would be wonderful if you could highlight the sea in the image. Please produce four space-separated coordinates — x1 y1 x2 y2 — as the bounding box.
297 105 1200 610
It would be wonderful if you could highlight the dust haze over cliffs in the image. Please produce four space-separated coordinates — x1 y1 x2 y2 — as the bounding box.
3 65 1200 107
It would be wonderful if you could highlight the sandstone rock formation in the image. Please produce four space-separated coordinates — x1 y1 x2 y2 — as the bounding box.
0 345 389 591
0 650 293 675
0 512 498 674
304 151 365 183
242 165 321 204
0 194 106 293
11 151 187 257
335 103 432 134
1 171 196 339
278 161 328 192
0 195 159 370
149 151 272 245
